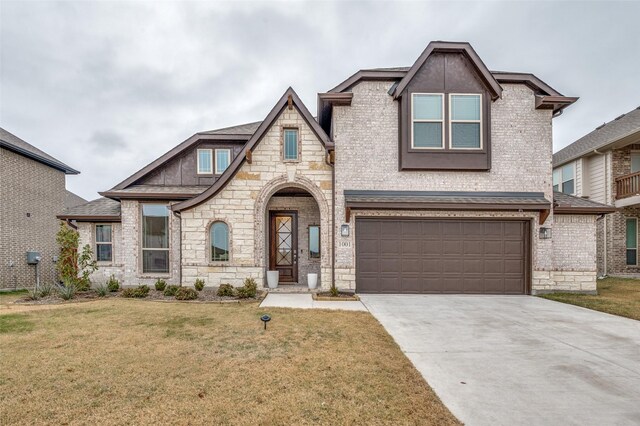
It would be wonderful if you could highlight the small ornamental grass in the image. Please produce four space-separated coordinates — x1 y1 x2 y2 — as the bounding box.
194 278 205 292
163 285 180 297
216 283 235 297
174 287 198 301
107 275 120 292
154 279 167 292
121 285 150 298
95 284 108 297
236 278 257 299
57 284 77 301
38 283 54 298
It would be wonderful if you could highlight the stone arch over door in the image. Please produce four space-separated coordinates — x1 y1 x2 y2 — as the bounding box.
254 174 331 273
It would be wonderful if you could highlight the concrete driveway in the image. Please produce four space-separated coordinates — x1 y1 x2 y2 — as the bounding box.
360 295 640 426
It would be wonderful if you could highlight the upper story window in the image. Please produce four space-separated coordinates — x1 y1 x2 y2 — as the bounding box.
215 149 230 174
553 162 575 194
631 152 640 173
197 149 213 174
450 94 482 149
95 224 112 262
283 128 299 160
141 204 169 274
411 94 444 149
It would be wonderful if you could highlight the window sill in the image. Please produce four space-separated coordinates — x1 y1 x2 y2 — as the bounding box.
207 261 232 267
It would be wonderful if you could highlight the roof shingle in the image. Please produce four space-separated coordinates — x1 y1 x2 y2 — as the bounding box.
0 127 79 174
57 197 121 220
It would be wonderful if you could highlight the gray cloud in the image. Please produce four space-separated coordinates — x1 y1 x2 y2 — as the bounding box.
1 1 639 200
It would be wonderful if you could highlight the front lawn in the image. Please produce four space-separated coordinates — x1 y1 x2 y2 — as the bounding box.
540 277 640 321
0 299 459 425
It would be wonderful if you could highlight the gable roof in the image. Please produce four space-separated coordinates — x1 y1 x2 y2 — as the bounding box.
198 121 262 136
390 41 503 100
173 87 332 212
110 129 252 191
64 190 88 209
553 106 640 167
57 197 122 221
0 127 79 174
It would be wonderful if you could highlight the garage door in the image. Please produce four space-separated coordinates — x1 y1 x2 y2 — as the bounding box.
355 218 529 294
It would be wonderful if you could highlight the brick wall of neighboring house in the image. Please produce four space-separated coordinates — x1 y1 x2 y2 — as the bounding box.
331 81 570 290
179 106 333 289
0 148 66 289
76 222 124 285
119 200 181 287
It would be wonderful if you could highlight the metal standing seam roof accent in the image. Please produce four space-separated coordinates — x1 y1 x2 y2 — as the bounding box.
553 107 640 167
344 190 551 206
0 127 79 174
57 197 122 220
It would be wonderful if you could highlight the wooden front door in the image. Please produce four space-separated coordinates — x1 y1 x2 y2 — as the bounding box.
269 211 298 283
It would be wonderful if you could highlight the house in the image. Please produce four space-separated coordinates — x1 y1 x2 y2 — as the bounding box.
553 106 640 277
1 127 80 290
58 41 614 294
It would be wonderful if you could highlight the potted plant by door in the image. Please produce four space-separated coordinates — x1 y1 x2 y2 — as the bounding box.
307 273 318 290
267 270 279 289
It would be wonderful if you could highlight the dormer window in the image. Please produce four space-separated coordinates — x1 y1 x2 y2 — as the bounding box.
215 149 230 174
411 94 444 149
450 94 482 149
197 149 213 174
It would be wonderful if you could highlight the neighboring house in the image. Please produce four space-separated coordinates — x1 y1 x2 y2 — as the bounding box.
553 106 640 277
59 41 613 294
0 127 80 290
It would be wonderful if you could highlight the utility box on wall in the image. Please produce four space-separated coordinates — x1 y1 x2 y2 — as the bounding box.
26 251 41 265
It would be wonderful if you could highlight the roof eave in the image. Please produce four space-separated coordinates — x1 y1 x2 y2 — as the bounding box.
0 140 80 174
56 215 122 222
98 191 200 201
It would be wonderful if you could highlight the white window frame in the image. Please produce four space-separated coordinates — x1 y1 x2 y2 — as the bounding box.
627 217 638 266
448 93 483 150
95 224 113 263
411 93 445 150
214 149 231 175
553 162 576 195
197 149 213 175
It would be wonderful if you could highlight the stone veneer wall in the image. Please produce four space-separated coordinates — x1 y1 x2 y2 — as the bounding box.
0 148 66 289
266 196 321 286
533 214 598 294
179 106 333 289
332 81 558 290
76 222 124 285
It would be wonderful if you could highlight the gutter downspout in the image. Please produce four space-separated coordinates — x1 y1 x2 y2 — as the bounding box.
173 210 182 285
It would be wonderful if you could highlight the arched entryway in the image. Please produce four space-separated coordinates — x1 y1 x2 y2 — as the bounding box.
254 175 330 287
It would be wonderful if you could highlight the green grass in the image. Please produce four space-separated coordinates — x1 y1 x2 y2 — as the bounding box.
540 277 640 320
0 314 34 334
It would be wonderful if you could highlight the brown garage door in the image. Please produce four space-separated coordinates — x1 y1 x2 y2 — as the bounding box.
355 218 529 294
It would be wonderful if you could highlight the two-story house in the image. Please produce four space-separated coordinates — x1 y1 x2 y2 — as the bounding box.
59 41 613 294
553 106 640 277
1 127 81 290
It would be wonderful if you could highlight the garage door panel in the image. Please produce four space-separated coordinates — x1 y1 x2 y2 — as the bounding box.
356 219 528 294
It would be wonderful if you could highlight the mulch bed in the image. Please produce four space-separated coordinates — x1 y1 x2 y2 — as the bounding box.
313 292 360 301
14 289 265 305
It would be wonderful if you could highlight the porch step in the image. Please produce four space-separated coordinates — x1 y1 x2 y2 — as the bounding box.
267 284 320 293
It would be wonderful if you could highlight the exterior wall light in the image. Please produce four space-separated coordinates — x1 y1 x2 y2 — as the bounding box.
539 227 552 239
341 224 350 237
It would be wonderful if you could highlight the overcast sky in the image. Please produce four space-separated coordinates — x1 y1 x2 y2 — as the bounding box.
1 0 639 200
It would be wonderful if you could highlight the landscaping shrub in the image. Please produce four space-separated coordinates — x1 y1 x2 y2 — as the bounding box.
95 284 108 297
216 283 235 297
164 285 180 297
175 287 198 300
194 278 205 291
38 283 54 298
155 279 167 291
236 277 257 299
330 286 339 297
26 288 40 301
57 284 76 301
121 285 150 298
75 277 91 292
107 275 120 292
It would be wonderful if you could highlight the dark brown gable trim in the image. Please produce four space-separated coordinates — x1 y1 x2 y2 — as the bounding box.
391 42 502 100
111 133 251 190
56 215 122 222
172 87 332 212
99 191 199 200
553 206 616 215
328 70 408 93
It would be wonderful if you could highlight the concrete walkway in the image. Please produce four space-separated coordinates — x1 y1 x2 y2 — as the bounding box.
360 294 640 426
259 293 367 311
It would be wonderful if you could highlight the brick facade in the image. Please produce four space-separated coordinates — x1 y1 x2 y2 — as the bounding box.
0 148 66 289
76 222 124 285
